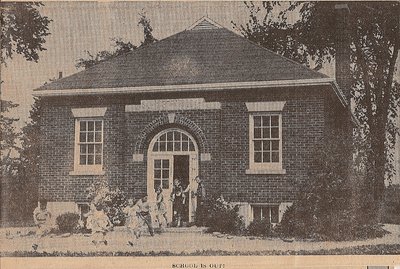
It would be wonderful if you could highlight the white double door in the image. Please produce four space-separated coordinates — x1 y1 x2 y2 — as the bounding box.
147 153 198 224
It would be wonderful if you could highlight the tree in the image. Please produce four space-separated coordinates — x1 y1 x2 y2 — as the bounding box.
1 2 51 224
138 11 157 47
75 13 157 69
75 38 136 69
0 2 51 64
235 2 400 204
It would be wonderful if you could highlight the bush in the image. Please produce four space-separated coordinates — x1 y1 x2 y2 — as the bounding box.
87 179 127 226
200 196 244 235
246 218 273 237
278 134 389 241
56 212 80 233
381 185 400 224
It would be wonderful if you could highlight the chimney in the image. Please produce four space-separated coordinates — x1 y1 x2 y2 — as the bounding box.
335 4 351 105
58 71 63 79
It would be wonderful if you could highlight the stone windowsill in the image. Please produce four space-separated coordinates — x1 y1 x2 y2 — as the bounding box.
69 170 105 176
245 168 286 175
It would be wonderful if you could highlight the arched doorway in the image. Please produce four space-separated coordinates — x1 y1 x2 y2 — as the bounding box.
147 128 199 225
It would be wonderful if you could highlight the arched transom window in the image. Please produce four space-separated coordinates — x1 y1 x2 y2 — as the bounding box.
152 129 196 152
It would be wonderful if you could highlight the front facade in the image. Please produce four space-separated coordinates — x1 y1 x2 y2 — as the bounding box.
35 18 351 225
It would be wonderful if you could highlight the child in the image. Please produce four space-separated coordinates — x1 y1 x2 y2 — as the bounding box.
155 186 168 229
32 199 52 250
123 199 142 246
90 204 111 245
136 195 154 236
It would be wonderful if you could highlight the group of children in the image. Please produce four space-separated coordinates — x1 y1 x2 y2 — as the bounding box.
31 189 167 250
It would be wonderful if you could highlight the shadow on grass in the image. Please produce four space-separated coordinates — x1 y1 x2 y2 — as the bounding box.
1 244 399 257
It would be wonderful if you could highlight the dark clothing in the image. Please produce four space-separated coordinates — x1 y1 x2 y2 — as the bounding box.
138 211 154 236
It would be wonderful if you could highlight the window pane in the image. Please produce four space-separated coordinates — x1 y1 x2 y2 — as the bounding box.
167 131 173 141
271 140 279 150
182 134 189 141
79 132 86 142
182 141 188 151
262 207 270 221
263 152 271 163
154 160 161 168
159 142 166 151
154 180 161 190
87 155 94 165
271 116 279 127
80 121 87 131
254 128 261 138
262 128 270 138
262 116 270 127
271 207 279 223
162 169 169 179
263 141 270 151
95 155 102 165
174 142 181 151
253 116 261 127
153 142 159 152
88 144 94 153
95 145 102 154
254 152 262 163
88 121 94 131
95 121 102 131
162 160 169 167
162 180 169 189
80 145 87 153
253 207 261 220
174 131 181 141
87 132 94 142
254 141 262 151
80 155 87 165
272 152 279 163
271 127 279 138
154 169 161 178
167 142 173 151
95 131 102 142
160 134 166 141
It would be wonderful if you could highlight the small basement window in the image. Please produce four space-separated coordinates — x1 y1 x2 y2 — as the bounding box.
252 205 279 223
77 203 90 221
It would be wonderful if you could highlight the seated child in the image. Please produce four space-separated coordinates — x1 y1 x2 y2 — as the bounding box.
89 204 111 245
123 199 143 246
33 199 52 237
32 199 52 250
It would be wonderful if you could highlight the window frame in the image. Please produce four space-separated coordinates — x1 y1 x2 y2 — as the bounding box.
251 204 280 224
248 113 284 173
72 118 104 175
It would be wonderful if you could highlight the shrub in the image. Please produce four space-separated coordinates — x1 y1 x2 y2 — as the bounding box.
86 179 127 226
381 185 400 224
56 212 80 233
246 218 273 237
201 196 244 235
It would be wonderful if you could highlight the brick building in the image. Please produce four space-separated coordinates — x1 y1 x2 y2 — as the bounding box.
34 17 352 225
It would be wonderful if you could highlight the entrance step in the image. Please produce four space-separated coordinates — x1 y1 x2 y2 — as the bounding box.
162 227 208 234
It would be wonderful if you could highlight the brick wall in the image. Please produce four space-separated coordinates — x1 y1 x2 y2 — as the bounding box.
39 86 346 205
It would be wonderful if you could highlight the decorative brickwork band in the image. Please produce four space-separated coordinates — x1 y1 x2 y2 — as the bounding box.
134 115 209 154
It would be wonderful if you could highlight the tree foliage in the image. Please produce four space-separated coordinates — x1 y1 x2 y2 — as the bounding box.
75 12 157 70
0 2 51 64
235 1 400 202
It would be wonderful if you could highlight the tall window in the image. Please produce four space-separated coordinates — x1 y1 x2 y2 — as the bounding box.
75 119 103 171
249 114 282 171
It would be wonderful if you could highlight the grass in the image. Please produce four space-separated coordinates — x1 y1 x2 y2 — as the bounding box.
1 244 399 257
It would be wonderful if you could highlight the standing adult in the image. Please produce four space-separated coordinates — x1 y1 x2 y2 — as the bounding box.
193 176 206 226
